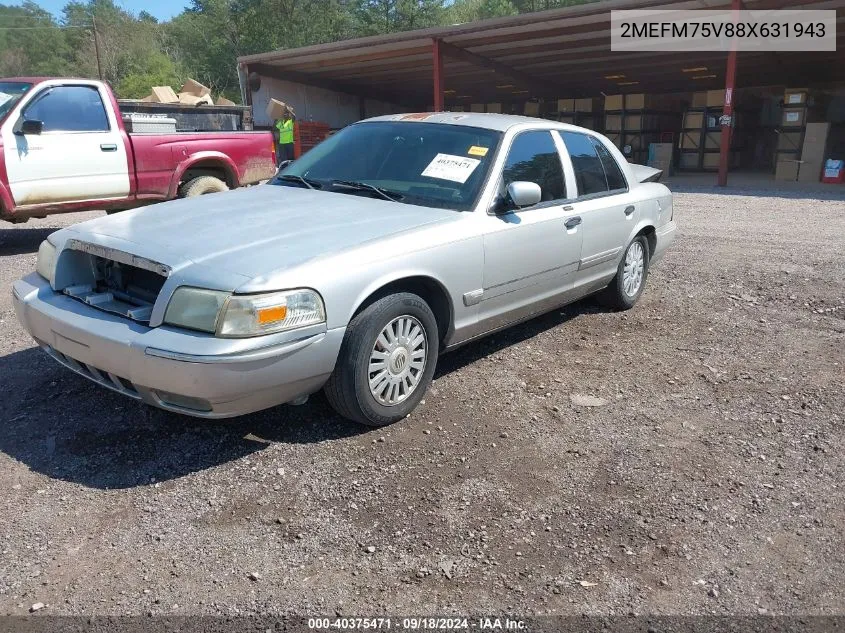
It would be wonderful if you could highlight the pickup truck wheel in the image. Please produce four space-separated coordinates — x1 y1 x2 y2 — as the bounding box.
596 235 650 310
179 176 229 198
325 292 439 427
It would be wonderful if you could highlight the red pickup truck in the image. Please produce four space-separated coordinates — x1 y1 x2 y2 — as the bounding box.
0 77 277 223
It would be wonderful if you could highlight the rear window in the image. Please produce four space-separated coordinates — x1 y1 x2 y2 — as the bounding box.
0 81 31 121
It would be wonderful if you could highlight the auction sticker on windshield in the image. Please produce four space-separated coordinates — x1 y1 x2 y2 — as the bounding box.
421 153 481 184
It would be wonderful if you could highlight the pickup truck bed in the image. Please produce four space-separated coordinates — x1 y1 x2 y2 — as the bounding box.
0 77 277 222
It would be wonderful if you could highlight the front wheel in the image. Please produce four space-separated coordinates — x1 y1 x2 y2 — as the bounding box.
324 293 439 427
596 235 650 310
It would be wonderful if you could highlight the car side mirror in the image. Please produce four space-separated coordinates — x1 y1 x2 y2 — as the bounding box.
506 181 541 209
16 119 43 136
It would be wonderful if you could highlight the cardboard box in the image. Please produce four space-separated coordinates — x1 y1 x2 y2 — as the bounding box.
784 88 808 105
266 98 290 121
180 78 211 98
604 94 624 110
706 89 725 107
781 108 805 127
624 114 642 130
140 94 156 102
691 91 707 108
777 131 803 151
801 122 830 159
798 161 822 183
178 92 214 106
486 102 502 114
215 96 236 106
605 114 623 131
704 132 721 150
150 86 179 104
680 131 700 149
625 93 648 110
775 159 800 181
684 112 704 129
557 98 575 112
575 97 595 112
648 142 673 166
523 102 540 117
470 103 485 113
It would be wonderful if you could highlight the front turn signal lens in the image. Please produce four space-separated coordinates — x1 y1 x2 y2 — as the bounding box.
216 289 325 338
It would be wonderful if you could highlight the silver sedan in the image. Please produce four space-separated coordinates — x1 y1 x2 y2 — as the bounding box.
13 113 676 426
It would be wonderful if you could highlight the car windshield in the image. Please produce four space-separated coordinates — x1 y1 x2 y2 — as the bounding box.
270 120 502 211
0 82 32 121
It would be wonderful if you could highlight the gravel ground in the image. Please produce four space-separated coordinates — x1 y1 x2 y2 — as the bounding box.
0 187 843 617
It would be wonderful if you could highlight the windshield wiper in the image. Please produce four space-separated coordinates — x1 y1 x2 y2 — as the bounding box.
276 174 322 190
332 180 404 202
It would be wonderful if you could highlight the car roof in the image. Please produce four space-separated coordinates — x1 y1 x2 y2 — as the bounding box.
361 112 589 134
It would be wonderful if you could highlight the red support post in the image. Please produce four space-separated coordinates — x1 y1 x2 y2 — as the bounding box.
432 38 444 112
717 0 741 187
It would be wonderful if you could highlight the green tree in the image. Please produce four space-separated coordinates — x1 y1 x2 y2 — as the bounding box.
448 0 517 23
354 0 446 36
0 2 74 76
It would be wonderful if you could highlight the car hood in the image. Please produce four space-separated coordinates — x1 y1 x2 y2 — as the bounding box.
67 185 460 279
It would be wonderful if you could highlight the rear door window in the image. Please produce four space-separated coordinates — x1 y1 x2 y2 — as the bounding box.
501 130 566 202
559 131 608 196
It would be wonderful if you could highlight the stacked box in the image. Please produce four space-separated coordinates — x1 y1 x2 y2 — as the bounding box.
557 98 575 112
784 88 808 105
798 122 831 183
575 97 598 111
706 90 725 107
775 159 800 181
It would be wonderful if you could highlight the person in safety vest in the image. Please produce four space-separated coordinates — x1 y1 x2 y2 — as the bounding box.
274 106 296 166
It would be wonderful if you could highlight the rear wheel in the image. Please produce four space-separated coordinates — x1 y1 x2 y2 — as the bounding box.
324 293 439 427
179 175 229 198
596 235 650 310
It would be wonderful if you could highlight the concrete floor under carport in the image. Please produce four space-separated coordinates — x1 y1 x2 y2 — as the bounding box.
663 171 845 199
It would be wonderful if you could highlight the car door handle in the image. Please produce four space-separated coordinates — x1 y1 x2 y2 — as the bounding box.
624 205 636 216
100 143 118 152
565 216 582 229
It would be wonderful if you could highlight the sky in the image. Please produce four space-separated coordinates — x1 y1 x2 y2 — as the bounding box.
9 0 187 22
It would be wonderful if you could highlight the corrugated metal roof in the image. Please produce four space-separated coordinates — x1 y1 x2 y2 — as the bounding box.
240 0 845 106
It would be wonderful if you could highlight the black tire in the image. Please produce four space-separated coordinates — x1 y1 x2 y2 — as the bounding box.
179 176 229 198
596 234 650 310
324 293 439 427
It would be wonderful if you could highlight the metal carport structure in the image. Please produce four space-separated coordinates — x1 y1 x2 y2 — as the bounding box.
239 0 845 185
